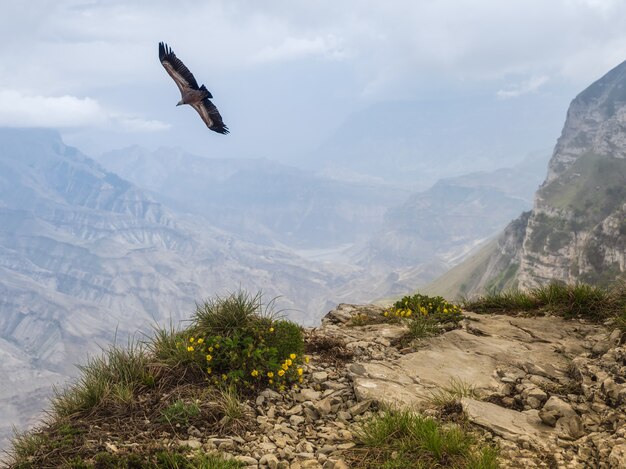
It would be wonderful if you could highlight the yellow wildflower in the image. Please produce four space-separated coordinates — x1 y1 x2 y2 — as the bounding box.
281 363 289 371
285 359 293 366
251 370 259 377
298 377 303 383
197 338 204 344
206 368 212 374
305 356 310 363
208 346 214 352
206 354 212 361
269 327 275 333
383 311 389 317
222 374 227 381
297 368 303 376
189 337 195 343
187 346 194 352
290 353 297 360
269 379 273 384
267 371 274 378
278 369 285 377
406 310 412 317
215 344 220 348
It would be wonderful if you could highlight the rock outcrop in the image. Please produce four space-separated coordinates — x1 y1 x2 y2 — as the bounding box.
428 61 626 298
327 304 626 467
5 303 625 468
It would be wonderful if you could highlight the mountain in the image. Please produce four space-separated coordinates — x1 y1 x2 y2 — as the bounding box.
427 61 626 297
354 151 549 291
95 145 549 300
0 124 559 448
96 147 407 249
0 129 355 447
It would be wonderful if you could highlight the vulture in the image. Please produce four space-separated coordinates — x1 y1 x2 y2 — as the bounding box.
158 42 229 134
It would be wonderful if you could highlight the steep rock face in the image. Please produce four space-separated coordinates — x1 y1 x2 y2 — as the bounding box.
518 61 626 287
430 61 626 296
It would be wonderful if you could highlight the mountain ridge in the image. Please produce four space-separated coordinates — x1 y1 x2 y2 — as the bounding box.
427 60 626 297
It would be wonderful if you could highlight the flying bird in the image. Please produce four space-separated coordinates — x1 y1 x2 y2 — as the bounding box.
158 42 229 134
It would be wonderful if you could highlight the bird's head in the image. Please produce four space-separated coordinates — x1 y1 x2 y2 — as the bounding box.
176 99 184 106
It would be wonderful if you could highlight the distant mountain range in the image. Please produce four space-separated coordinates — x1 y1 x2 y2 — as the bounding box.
427 61 626 297
96 146 408 249
0 129 354 446
0 124 551 447
96 144 549 297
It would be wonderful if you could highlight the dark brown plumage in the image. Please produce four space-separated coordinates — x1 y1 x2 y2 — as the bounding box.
159 42 229 134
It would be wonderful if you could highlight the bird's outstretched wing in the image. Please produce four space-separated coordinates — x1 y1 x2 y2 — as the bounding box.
159 42 199 94
191 98 229 134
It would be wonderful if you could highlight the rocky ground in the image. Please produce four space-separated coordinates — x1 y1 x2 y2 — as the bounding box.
137 303 626 468
7 303 625 468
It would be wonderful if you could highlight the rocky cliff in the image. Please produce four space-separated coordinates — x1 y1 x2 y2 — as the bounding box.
428 60 626 297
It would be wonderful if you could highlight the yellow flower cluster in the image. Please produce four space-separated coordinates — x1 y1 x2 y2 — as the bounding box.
183 333 306 391
383 296 463 320
263 353 304 385
383 309 413 318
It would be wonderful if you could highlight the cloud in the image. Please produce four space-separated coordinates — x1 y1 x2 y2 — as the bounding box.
496 76 550 99
254 35 346 63
0 90 105 127
117 117 170 132
0 89 169 131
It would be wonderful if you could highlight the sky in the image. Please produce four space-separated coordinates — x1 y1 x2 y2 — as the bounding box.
1 0 626 163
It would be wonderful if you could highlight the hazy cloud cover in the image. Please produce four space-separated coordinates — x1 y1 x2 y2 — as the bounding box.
1 0 626 159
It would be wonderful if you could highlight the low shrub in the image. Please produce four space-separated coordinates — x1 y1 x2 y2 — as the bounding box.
179 291 305 392
383 293 464 339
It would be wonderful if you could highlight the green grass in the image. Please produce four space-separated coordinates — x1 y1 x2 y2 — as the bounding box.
406 316 440 339
5 290 304 468
159 399 201 426
464 281 626 322
51 341 154 418
193 290 275 337
617 309 626 333
345 409 499 468
428 378 479 408
8 430 49 463
155 451 244 469
540 153 626 223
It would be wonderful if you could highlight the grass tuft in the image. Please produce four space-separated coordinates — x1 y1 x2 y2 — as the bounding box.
50 341 153 418
213 385 249 433
464 280 626 322
193 290 275 337
428 377 479 409
159 399 201 426
345 408 499 468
